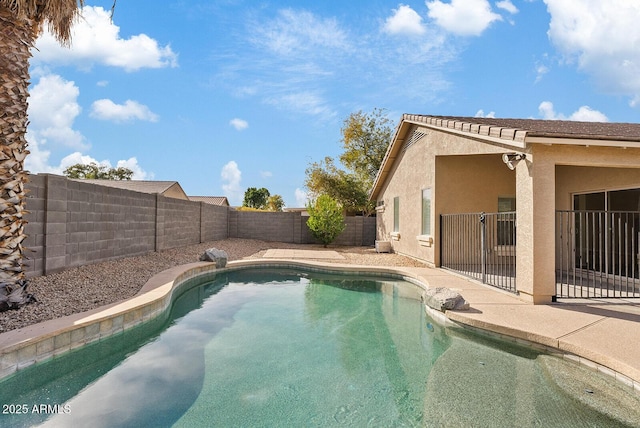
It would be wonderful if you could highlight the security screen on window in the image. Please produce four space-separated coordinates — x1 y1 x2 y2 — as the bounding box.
421 188 431 235
393 197 399 232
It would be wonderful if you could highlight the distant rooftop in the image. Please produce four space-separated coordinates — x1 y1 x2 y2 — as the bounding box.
72 179 189 200
188 196 230 206
76 179 178 193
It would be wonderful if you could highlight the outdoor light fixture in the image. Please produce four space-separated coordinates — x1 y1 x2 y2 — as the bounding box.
502 153 526 170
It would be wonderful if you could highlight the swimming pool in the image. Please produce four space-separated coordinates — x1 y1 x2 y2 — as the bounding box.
1 268 638 427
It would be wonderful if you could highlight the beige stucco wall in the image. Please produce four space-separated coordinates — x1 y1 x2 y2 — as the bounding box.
514 145 555 302
376 126 640 304
555 165 640 211
376 128 432 263
164 183 189 200
376 126 514 266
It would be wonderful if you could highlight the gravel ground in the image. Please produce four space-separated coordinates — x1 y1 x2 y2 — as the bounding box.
0 238 426 333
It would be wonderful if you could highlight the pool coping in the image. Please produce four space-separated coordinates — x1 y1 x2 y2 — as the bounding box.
1 258 639 395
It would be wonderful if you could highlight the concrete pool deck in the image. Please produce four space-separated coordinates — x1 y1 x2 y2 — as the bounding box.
408 266 640 392
0 250 639 396
262 249 345 260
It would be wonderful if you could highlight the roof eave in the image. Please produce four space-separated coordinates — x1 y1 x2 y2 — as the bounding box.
526 136 640 147
369 115 528 201
369 118 413 201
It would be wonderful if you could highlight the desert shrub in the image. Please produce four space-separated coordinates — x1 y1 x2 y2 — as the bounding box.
306 195 346 247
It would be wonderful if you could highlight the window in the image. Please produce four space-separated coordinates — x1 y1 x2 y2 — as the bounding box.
497 197 516 246
572 188 640 275
421 188 431 235
498 197 516 213
393 196 400 232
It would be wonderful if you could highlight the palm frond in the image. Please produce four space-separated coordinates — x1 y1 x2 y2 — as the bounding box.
0 0 85 45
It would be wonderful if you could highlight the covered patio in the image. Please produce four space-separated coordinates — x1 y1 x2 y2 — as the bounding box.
371 115 640 303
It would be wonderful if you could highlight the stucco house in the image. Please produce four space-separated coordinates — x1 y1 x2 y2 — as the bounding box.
371 114 640 304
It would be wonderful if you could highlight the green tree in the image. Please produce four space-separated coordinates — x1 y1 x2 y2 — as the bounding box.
63 163 134 180
266 194 285 212
340 108 393 183
306 195 346 247
305 157 373 216
242 187 270 209
304 109 392 216
108 166 134 180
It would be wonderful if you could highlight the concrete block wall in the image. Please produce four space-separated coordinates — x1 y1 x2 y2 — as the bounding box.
156 195 201 251
361 217 377 245
201 203 229 242
300 215 376 246
23 174 231 277
229 211 375 246
66 179 157 267
22 174 376 277
23 175 46 277
229 211 297 242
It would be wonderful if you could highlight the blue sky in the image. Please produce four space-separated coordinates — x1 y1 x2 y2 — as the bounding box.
25 0 640 207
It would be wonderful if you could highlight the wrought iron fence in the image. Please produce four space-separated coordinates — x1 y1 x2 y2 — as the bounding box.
440 212 516 293
556 210 640 298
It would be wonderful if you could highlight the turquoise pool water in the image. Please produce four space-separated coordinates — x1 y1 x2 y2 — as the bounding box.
0 268 637 427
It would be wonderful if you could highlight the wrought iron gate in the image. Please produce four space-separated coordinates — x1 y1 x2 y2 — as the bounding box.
556 210 640 298
440 212 516 293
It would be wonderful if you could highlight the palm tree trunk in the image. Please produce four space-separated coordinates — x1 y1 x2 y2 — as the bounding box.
0 6 36 310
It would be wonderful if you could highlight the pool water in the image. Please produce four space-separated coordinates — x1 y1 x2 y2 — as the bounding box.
0 268 638 427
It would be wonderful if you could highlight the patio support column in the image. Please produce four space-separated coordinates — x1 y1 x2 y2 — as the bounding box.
515 150 556 303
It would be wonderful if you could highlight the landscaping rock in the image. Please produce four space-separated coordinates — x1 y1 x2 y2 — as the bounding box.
199 248 228 268
422 287 469 312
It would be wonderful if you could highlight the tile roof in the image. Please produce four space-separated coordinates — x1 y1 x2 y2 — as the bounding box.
370 114 640 201
406 114 640 142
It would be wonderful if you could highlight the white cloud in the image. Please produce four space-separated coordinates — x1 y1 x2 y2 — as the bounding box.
27 73 87 150
221 161 243 204
260 171 273 178
569 106 609 122
90 99 159 123
24 72 155 178
426 0 502 36
538 101 608 122
116 157 152 180
475 109 496 118
295 188 309 207
229 118 249 131
544 0 640 105
496 0 518 14
535 63 549 83
383 5 427 36
265 91 336 120
235 9 353 119
220 7 455 119
57 152 104 170
24 131 52 174
253 9 349 56
33 6 178 72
